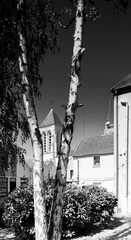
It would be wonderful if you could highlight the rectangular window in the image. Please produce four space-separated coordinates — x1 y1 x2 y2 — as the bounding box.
10 178 16 192
93 156 100 167
20 178 29 188
70 170 73 179
0 177 8 203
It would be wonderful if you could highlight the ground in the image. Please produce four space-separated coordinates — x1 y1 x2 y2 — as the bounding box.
72 213 131 240
0 228 15 240
0 213 131 240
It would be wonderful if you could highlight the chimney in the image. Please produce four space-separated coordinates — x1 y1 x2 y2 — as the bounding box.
104 121 114 135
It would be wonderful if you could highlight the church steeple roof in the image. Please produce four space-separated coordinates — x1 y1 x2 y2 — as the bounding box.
40 108 62 128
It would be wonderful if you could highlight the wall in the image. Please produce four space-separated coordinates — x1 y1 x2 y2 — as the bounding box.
16 162 33 188
114 92 131 212
73 154 114 193
66 156 74 183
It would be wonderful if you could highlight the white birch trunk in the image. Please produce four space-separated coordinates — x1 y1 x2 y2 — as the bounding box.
17 1 48 240
48 0 85 239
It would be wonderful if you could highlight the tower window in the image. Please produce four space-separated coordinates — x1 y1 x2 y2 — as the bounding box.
43 132 46 152
48 131 52 152
70 170 73 179
57 135 59 152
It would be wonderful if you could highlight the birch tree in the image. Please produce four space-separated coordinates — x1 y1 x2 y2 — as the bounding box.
0 0 59 239
0 0 129 240
17 1 60 239
48 0 129 239
48 1 85 239
17 2 48 239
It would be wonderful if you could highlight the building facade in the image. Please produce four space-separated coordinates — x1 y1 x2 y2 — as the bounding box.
72 133 114 193
112 74 131 213
0 161 32 204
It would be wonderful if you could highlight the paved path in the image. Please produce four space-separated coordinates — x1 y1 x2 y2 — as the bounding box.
73 213 131 240
0 228 15 240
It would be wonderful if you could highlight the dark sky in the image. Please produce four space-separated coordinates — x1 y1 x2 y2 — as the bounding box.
24 1 131 158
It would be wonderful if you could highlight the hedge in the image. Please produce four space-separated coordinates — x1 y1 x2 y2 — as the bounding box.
2 184 117 239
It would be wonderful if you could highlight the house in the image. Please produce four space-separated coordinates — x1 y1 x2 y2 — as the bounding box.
72 130 114 193
0 159 32 204
71 73 131 213
111 74 131 213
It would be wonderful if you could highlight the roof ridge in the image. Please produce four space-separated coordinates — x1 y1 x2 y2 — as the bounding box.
111 74 131 92
81 133 113 141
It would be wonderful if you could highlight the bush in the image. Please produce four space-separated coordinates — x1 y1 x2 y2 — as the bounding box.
0 202 5 227
2 185 34 240
62 185 118 238
62 186 88 238
2 184 117 239
2 183 53 240
84 185 118 224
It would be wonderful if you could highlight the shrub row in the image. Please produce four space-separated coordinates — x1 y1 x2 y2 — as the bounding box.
2 184 117 239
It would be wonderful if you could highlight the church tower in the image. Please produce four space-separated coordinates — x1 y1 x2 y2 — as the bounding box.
39 107 62 178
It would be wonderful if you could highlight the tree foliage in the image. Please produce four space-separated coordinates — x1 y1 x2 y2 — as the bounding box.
0 0 59 170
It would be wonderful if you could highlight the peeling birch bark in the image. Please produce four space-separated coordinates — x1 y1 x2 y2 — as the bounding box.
17 1 48 240
48 1 85 239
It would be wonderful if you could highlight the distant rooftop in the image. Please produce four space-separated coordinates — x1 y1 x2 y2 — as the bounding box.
111 74 131 95
74 133 114 157
40 108 62 128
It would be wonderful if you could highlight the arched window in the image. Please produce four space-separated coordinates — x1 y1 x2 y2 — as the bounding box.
43 132 46 152
57 134 59 153
48 131 52 152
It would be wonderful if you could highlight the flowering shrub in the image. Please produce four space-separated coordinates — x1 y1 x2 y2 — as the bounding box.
2 184 117 239
84 185 118 225
62 185 117 237
62 186 88 237
2 185 34 240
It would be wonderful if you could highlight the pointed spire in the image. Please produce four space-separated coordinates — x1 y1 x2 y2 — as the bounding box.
51 100 53 109
40 107 62 128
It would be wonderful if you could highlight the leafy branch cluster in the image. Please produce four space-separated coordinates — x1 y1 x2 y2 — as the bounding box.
0 0 60 170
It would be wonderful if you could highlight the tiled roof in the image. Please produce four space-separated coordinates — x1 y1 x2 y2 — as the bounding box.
74 133 114 157
69 149 75 156
111 74 131 93
40 108 62 128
